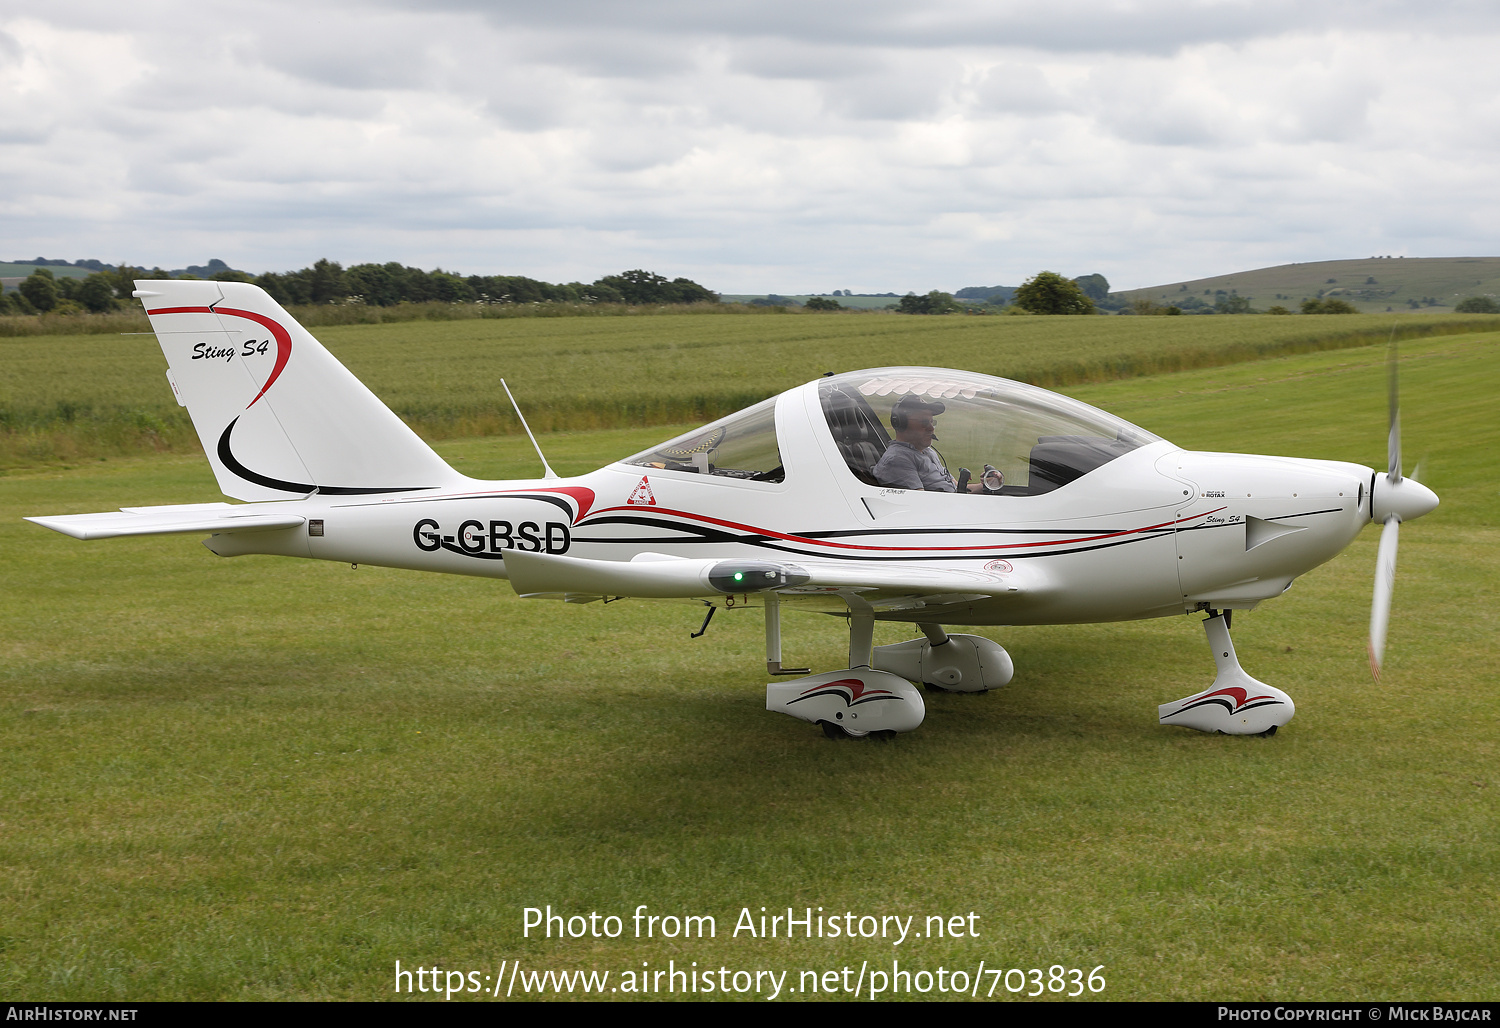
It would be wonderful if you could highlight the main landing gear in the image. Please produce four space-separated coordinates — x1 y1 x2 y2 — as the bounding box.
1158 610 1296 736
762 597 1013 739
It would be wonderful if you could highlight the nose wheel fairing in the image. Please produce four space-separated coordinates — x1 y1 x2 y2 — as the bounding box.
1158 613 1294 735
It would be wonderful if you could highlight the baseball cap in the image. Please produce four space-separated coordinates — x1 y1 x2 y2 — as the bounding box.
891 394 946 419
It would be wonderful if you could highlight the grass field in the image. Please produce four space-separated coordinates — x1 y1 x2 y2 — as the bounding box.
1 329 1496 1001
5 309 1497 473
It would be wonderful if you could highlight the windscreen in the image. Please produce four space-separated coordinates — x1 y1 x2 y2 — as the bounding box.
621 396 785 482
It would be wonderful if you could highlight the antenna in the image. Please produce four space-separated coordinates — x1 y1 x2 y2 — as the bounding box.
501 379 559 480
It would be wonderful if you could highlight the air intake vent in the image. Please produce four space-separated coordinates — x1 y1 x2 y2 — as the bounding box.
1245 516 1306 551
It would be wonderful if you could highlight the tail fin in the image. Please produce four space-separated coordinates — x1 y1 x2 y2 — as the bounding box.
136 280 459 501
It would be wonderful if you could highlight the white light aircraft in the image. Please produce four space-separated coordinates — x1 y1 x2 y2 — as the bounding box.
27 282 1439 739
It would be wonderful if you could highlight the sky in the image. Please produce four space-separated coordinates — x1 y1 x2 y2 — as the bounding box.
2 0 1498 293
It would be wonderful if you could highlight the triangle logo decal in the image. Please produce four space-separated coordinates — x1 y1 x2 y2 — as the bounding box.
626 475 657 506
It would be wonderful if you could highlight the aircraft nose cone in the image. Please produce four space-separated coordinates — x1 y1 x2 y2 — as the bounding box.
1372 472 1439 523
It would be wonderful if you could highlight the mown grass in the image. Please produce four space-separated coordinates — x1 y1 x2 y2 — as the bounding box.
1 330 1495 1000
5 310 1499 472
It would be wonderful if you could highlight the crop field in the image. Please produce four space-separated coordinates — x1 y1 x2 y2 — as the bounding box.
4 309 1496 473
1 326 1496 1001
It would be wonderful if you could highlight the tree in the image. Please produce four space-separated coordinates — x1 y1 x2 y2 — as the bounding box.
1301 298 1358 314
307 258 349 304
895 290 963 315
7 288 36 314
75 273 118 312
253 271 307 306
664 276 717 304
1012 272 1096 315
108 264 149 299
804 296 844 311
593 270 717 305
955 285 1015 305
1454 296 1500 313
18 270 59 312
598 269 672 303
1073 273 1110 301
1214 293 1253 314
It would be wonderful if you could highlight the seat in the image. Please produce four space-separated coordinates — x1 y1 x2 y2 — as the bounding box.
822 388 891 486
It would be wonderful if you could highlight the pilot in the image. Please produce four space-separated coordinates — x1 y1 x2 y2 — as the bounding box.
873 395 1002 493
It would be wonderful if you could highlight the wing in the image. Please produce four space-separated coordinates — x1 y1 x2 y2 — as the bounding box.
502 549 1037 611
26 502 305 540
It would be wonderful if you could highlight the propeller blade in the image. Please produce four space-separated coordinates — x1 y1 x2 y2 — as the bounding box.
1387 334 1402 483
1368 516 1400 680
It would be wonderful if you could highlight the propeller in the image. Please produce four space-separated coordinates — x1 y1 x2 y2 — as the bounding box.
1368 337 1439 679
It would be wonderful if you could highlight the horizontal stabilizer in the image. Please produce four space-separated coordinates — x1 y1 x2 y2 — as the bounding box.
26 502 304 540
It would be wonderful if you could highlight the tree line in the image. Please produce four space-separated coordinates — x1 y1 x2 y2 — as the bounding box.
10 257 1491 318
0 260 718 314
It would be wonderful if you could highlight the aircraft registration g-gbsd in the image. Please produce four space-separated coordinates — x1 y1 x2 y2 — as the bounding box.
27 281 1438 740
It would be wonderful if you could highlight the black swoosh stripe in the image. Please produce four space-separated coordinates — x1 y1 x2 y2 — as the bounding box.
217 417 431 496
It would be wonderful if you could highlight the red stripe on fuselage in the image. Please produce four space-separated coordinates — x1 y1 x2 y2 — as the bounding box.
579 504 1227 553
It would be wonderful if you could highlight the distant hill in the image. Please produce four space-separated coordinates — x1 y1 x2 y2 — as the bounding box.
1117 257 1500 314
0 258 253 295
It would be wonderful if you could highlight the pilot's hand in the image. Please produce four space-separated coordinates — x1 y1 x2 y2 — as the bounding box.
981 465 1004 492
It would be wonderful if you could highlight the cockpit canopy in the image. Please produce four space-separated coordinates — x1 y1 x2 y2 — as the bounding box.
619 367 1162 494
820 369 1161 494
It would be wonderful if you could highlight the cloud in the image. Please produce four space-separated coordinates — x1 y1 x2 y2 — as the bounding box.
3 1 1500 290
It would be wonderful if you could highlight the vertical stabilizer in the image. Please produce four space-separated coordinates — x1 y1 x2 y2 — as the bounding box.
136 280 458 501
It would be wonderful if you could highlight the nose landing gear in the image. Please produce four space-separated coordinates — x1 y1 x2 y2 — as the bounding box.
1158 611 1295 735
